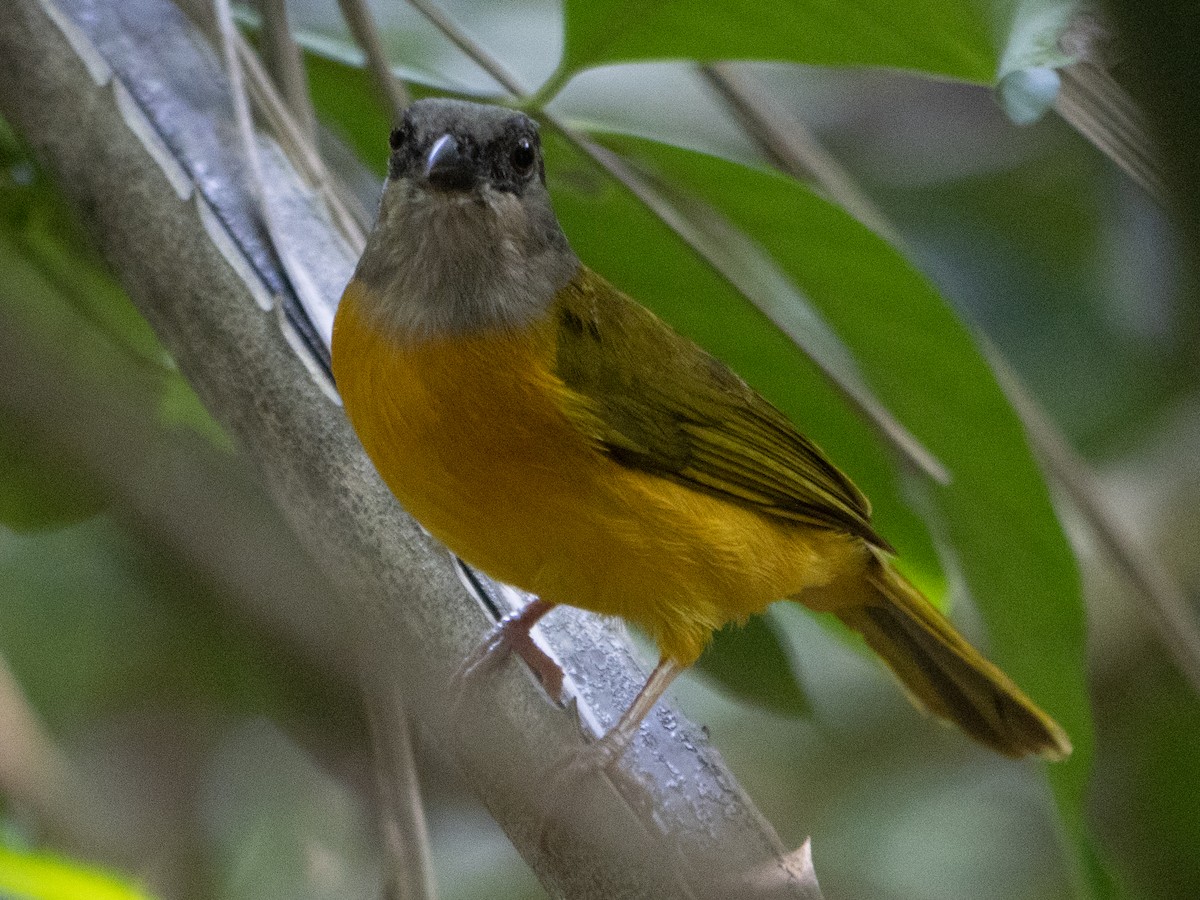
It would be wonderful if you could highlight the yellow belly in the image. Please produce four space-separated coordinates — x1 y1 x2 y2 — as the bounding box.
332 281 859 664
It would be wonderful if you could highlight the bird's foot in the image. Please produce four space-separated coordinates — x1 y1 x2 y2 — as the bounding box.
560 728 631 778
451 598 562 703
536 659 686 846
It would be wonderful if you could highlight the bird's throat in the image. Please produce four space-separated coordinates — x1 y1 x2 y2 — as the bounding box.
350 179 578 341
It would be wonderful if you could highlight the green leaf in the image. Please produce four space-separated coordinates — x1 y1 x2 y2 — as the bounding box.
545 131 1093 890
555 0 1079 90
696 610 811 717
559 0 996 84
0 845 155 900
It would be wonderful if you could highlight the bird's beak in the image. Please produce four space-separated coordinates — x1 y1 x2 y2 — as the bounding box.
423 133 476 192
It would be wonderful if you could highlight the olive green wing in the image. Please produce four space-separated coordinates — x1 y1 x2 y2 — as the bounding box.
552 268 890 550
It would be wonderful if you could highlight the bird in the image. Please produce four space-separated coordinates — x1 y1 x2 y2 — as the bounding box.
331 97 1071 765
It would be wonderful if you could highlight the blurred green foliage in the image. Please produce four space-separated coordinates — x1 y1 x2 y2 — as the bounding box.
2 0 1199 899
0 845 156 900
0 408 107 532
0 112 363 897
696 611 811 717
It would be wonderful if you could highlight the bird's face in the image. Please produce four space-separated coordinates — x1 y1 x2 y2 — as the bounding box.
387 99 546 200
352 99 577 339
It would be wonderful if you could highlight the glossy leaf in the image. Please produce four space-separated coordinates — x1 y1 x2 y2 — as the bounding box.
556 0 1077 88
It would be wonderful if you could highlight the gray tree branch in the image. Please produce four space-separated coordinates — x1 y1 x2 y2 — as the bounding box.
0 1 822 897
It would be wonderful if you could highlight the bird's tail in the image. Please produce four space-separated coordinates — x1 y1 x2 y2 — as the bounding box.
833 552 1072 760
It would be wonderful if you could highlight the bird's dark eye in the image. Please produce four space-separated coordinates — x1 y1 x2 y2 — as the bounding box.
389 123 411 151
510 137 536 175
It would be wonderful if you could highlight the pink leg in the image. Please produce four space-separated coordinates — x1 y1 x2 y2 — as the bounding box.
454 598 562 700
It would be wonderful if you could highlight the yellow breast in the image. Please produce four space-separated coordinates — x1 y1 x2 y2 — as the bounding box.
332 280 856 664
334 279 601 582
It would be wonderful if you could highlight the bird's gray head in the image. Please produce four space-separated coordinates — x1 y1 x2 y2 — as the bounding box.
352 98 579 339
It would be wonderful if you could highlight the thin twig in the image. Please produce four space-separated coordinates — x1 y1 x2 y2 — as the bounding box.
404 0 528 97
336 0 411 121
1055 14 1167 206
362 677 438 900
213 0 267 209
702 62 1200 693
234 30 370 244
254 0 318 142
216 0 364 352
699 64 899 243
1055 62 1167 205
168 0 369 241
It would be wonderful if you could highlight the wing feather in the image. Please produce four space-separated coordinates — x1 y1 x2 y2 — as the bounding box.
552 268 891 551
